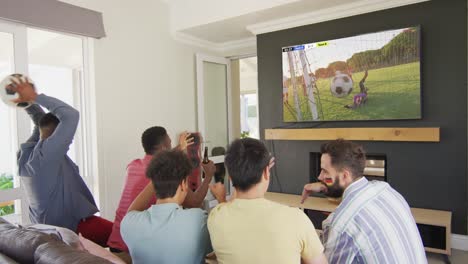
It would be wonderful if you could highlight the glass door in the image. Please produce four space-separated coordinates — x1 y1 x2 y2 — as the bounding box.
196 54 233 203
196 54 232 161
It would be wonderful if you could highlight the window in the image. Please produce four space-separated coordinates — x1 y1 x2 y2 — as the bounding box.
0 20 96 224
0 23 25 224
27 28 85 167
0 33 16 194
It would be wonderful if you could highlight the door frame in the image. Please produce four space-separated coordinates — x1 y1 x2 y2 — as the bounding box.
195 53 233 159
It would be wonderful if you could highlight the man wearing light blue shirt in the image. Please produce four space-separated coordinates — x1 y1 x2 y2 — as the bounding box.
121 149 224 264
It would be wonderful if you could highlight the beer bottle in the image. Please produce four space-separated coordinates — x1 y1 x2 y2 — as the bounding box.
202 147 209 179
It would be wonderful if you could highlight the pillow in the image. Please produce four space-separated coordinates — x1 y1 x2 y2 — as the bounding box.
34 240 113 264
27 224 84 250
0 218 60 264
78 234 126 264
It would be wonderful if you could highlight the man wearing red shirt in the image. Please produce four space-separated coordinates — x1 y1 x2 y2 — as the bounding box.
107 126 213 253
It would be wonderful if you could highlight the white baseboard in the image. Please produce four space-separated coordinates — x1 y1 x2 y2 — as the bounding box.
452 234 468 251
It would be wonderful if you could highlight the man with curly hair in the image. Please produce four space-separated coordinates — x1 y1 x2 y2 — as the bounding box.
121 150 226 264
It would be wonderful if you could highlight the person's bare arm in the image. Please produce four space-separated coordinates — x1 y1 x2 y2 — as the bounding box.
302 254 328 264
209 182 227 203
128 183 155 212
182 161 215 208
301 182 327 203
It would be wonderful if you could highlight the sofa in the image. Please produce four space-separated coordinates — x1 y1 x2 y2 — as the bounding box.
0 218 117 264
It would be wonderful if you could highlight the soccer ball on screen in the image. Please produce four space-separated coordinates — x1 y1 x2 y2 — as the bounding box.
330 71 353 98
0 73 35 108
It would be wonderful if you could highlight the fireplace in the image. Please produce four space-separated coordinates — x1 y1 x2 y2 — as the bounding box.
309 152 387 182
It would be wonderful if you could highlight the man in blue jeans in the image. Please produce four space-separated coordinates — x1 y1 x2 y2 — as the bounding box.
11 76 111 246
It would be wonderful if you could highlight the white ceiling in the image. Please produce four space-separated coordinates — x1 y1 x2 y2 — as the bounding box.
168 0 430 52
56 0 430 55
57 0 430 54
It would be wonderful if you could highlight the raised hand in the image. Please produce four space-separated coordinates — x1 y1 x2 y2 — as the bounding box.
9 76 37 103
177 131 194 151
201 160 215 181
268 156 275 170
301 182 327 204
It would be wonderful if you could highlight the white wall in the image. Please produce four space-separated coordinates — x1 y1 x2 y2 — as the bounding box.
59 0 217 219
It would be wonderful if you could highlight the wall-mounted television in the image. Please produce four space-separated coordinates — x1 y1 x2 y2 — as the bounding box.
282 26 421 122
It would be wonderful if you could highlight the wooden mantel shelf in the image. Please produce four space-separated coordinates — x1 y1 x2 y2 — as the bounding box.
264 127 440 142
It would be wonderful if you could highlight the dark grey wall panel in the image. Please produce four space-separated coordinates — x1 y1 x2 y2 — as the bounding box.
257 0 467 234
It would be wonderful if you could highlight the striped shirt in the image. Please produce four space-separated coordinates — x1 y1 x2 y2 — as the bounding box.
322 177 427 264
107 155 157 251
